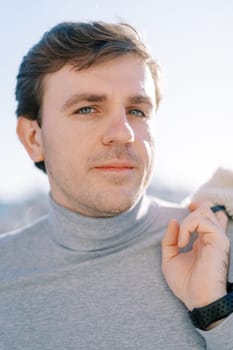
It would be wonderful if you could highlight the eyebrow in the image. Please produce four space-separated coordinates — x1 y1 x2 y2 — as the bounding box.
61 93 154 111
128 95 154 108
62 94 107 111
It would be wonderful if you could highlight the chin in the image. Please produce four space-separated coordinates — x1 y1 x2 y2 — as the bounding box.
95 192 141 217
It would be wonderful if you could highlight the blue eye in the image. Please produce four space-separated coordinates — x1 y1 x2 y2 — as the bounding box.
128 109 146 117
75 106 95 114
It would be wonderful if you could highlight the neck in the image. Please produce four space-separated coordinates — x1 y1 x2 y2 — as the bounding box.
47 193 156 253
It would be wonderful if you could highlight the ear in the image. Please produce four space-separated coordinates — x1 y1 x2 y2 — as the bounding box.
16 116 44 162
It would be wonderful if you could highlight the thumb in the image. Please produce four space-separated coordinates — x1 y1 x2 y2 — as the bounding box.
162 220 180 263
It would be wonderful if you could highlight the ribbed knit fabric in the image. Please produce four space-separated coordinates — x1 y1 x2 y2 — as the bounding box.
0 194 233 349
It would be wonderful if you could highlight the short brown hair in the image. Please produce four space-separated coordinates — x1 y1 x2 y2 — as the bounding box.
15 21 162 172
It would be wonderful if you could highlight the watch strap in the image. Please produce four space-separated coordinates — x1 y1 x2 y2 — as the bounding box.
188 290 233 330
227 281 233 293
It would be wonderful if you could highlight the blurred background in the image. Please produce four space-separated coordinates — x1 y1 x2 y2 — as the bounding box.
0 0 232 232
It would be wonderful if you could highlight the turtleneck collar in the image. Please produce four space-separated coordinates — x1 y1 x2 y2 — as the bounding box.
47 194 158 252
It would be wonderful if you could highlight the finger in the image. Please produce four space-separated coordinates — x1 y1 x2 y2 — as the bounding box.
162 220 180 262
179 214 226 248
188 202 226 228
179 203 224 247
210 204 228 230
188 201 202 212
214 210 228 231
188 200 213 212
189 201 228 231
184 204 219 227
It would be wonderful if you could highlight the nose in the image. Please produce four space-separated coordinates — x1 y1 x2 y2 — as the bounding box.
102 110 135 145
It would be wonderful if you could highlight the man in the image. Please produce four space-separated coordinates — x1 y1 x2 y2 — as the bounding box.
0 21 232 349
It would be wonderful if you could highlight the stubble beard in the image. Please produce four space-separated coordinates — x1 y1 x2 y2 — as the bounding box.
48 144 154 217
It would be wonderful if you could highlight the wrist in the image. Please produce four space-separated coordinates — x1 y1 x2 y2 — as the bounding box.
206 318 225 330
188 282 233 330
188 289 227 311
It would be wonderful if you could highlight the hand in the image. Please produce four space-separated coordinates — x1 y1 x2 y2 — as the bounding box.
161 202 230 311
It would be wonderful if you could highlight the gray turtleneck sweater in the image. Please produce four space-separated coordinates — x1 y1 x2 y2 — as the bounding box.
0 194 233 350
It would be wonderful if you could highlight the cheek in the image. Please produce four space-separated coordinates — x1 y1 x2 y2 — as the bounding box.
137 121 156 159
41 125 70 170
143 139 155 168
42 119 77 151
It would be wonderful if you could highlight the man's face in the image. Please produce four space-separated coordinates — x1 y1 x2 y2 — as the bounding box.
39 55 156 216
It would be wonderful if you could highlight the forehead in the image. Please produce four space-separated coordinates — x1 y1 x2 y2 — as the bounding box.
42 55 156 107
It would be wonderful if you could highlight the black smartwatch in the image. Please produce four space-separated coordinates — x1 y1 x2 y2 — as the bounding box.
188 282 233 330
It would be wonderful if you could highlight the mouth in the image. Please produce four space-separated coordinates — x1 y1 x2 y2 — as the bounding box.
94 163 136 173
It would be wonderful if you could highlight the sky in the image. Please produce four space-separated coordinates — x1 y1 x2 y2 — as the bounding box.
0 0 232 200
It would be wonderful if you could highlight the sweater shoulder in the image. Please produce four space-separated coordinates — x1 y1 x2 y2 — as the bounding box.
147 194 189 221
0 215 52 279
0 214 49 245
